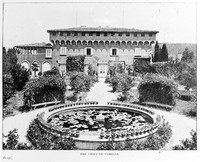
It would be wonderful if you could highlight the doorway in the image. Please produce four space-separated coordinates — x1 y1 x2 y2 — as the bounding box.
98 63 108 78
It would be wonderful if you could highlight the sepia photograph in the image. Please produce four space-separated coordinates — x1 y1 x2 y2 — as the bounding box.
1 0 199 161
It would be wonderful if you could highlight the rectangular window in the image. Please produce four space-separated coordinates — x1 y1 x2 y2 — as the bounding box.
141 33 145 37
74 32 78 36
111 33 115 36
134 33 137 37
46 49 52 58
126 33 130 36
118 33 122 36
60 32 63 36
60 47 67 55
52 32 56 36
89 33 93 36
135 48 141 55
104 33 108 36
86 48 91 55
149 33 153 37
111 49 117 56
82 33 85 36
96 33 100 36
67 32 70 36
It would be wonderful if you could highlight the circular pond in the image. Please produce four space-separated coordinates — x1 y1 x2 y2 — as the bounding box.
48 108 153 132
37 101 161 149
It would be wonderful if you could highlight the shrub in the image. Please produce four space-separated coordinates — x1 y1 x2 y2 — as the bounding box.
27 119 76 150
138 73 178 106
11 64 30 91
66 55 85 72
108 73 133 92
70 72 93 92
3 129 32 150
97 119 172 150
172 130 196 150
3 74 15 104
23 75 66 109
134 59 156 74
43 66 61 77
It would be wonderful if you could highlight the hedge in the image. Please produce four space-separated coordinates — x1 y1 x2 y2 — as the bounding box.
138 73 178 106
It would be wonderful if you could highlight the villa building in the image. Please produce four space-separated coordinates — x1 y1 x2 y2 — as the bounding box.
15 26 159 77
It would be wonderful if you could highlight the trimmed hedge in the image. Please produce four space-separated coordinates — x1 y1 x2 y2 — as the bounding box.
23 75 66 109
27 119 76 150
138 73 178 106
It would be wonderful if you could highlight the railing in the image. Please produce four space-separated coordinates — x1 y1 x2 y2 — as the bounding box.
48 101 99 112
32 101 61 109
140 102 173 111
36 101 162 140
107 101 155 115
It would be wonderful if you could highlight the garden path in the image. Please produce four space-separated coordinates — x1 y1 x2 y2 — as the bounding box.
85 78 117 104
3 77 196 149
3 108 49 144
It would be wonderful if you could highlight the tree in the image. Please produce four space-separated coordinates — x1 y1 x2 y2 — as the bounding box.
153 41 160 62
66 55 85 72
3 47 18 74
70 72 92 92
181 47 194 63
11 64 30 91
3 129 32 150
160 44 168 62
3 74 15 104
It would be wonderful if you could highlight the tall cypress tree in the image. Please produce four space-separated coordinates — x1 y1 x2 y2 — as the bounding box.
153 41 160 62
161 44 169 62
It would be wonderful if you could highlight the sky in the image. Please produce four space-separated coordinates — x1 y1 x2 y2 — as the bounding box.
3 2 197 48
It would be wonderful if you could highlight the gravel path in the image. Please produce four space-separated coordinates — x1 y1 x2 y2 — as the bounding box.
86 78 116 104
3 78 196 149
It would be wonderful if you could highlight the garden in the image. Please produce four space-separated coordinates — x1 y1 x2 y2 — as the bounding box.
2 46 197 150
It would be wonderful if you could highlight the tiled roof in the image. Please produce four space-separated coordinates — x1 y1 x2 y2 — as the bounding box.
15 42 52 48
47 27 159 33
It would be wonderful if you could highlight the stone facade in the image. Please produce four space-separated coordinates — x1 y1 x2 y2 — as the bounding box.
15 27 159 77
